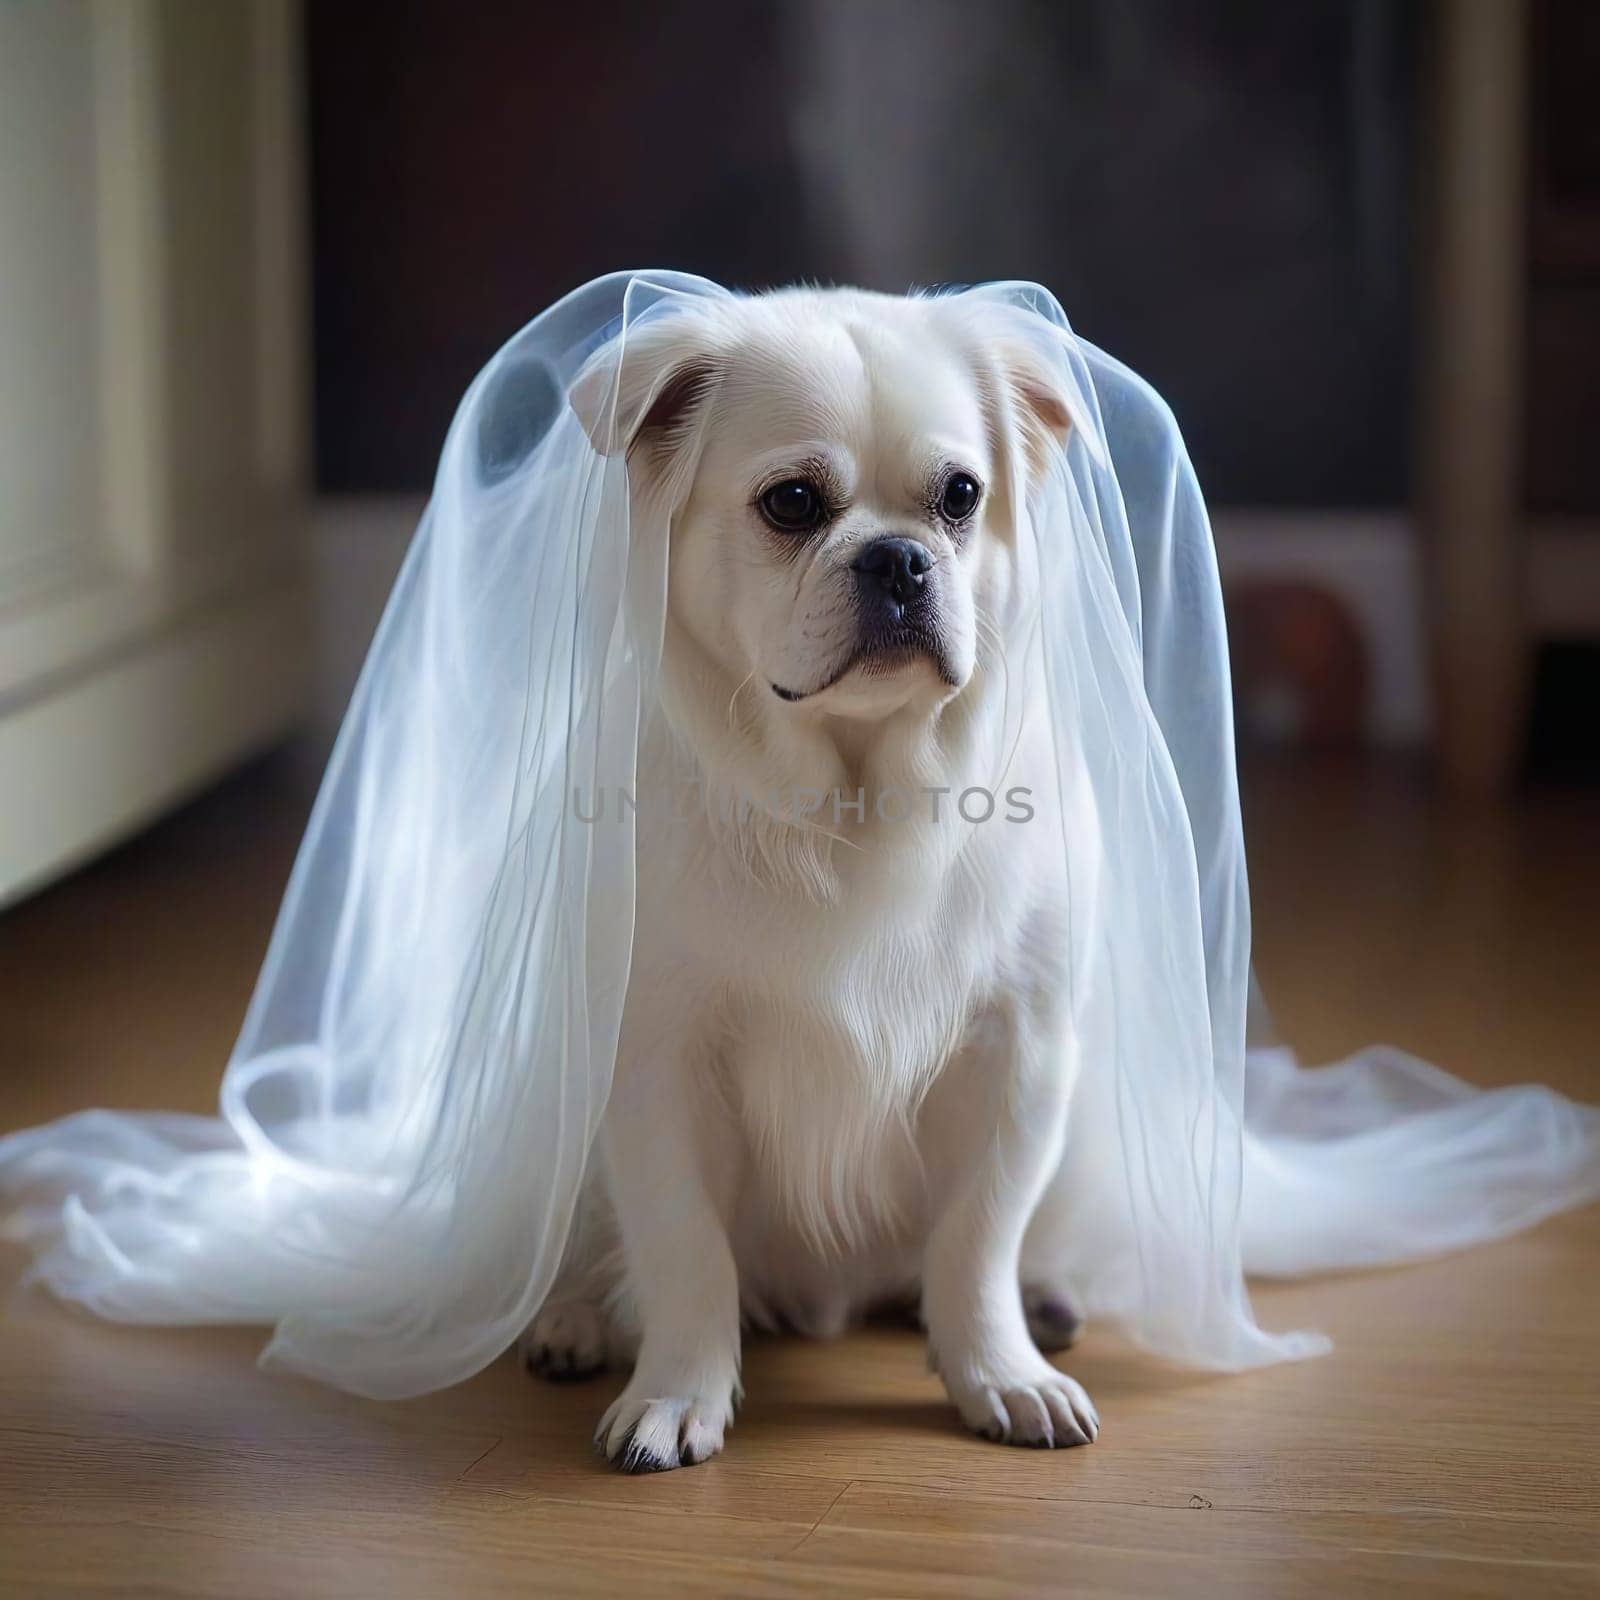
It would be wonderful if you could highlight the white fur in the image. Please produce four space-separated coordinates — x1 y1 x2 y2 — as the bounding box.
527 289 1097 1469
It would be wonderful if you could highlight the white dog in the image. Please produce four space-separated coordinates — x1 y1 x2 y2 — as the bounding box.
522 288 1097 1470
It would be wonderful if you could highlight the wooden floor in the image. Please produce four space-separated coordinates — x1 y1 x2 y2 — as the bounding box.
2 754 1597 1598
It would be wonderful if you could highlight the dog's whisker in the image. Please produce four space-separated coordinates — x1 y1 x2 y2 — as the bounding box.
727 670 757 731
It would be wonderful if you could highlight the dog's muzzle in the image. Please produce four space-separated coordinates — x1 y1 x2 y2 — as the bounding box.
851 537 952 675
771 537 957 701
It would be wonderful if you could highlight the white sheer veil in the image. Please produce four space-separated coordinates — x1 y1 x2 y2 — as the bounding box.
2 271 1596 1398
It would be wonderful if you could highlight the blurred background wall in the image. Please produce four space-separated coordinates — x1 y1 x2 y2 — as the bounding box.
305 0 1430 747
2 0 1597 905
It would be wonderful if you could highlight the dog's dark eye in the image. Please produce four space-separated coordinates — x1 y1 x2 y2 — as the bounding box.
940 472 982 522
759 478 824 534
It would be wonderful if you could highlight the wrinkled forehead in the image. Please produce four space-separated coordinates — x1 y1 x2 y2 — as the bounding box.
706 303 990 476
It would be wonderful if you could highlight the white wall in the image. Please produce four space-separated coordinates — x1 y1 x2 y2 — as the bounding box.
0 0 310 906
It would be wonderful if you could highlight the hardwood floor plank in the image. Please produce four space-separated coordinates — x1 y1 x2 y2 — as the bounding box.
808 1481 1600 1565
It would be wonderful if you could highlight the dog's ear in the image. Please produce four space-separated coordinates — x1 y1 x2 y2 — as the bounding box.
569 314 722 502
992 336 1076 484
949 294 1106 495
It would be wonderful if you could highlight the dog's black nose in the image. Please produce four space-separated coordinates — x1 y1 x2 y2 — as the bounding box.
852 537 934 606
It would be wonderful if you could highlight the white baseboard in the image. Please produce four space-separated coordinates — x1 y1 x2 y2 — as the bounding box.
1212 511 1427 746
0 581 312 907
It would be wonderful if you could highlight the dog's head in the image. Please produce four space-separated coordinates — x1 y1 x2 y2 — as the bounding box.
572 288 1075 729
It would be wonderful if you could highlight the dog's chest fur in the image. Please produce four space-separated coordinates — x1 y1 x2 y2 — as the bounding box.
632 726 1055 1257
728 866 994 1244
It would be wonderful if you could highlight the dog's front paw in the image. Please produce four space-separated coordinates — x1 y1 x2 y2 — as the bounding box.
595 1384 734 1472
940 1354 1099 1449
520 1298 610 1382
